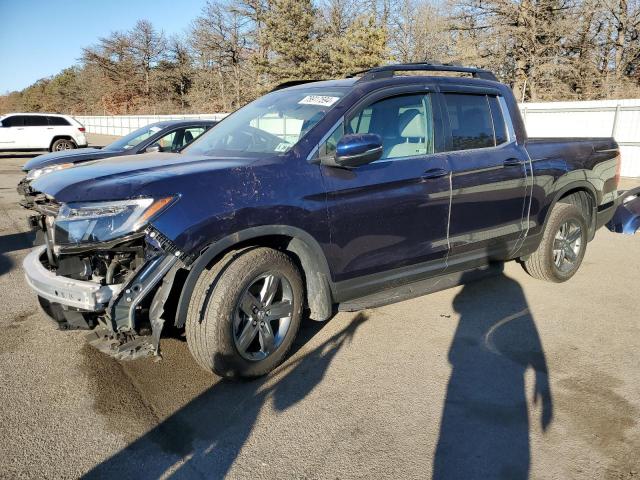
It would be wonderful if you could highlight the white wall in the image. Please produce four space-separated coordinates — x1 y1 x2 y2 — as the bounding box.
75 99 640 177
74 114 228 137
519 99 640 177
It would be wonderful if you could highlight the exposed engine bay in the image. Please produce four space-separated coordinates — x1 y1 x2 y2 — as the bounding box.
25 194 186 360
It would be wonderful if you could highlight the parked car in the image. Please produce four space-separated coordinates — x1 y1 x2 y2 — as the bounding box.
18 119 217 208
0 113 87 152
22 63 632 378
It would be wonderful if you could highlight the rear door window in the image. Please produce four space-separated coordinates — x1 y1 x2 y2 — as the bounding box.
47 116 70 126
443 93 495 150
24 116 48 127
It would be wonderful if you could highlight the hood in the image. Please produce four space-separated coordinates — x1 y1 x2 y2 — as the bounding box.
30 152 259 203
22 147 115 171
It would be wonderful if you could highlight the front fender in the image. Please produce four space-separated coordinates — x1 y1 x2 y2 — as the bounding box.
174 225 334 328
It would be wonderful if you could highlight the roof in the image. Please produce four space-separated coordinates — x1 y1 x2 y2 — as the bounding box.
1 112 71 117
147 119 218 128
274 78 358 91
275 65 504 96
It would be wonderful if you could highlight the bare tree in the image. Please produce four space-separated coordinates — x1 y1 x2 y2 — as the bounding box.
4 0 640 115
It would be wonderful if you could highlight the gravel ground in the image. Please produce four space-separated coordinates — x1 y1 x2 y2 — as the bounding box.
0 141 639 479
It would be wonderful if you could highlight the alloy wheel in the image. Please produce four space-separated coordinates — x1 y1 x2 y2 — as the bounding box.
233 272 294 361
54 140 73 151
553 219 582 272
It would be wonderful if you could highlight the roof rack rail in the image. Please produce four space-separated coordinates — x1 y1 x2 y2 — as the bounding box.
351 62 498 82
270 79 324 92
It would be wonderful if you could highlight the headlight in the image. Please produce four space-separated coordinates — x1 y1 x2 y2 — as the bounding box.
54 196 175 245
26 163 74 181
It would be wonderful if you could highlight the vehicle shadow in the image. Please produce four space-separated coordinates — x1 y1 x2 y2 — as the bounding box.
0 230 35 276
84 312 369 479
433 268 553 479
0 153 36 159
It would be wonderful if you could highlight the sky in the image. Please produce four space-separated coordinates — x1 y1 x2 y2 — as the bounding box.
0 0 207 94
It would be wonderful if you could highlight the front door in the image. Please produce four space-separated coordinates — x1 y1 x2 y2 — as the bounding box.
320 91 451 294
442 92 530 264
0 115 28 148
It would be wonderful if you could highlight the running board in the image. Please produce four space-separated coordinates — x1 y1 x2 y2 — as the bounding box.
338 263 504 312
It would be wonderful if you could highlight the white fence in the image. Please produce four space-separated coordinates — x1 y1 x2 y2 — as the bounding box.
519 99 640 177
75 98 640 177
74 114 228 138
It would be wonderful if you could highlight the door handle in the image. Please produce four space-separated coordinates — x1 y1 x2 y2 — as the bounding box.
503 158 524 167
47 127 53 130
422 168 450 179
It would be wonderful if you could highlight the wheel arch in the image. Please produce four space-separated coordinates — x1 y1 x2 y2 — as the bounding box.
174 225 334 328
49 136 76 151
544 181 598 239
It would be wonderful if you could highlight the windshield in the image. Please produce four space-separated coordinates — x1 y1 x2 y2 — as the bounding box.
184 87 348 157
104 124 164 151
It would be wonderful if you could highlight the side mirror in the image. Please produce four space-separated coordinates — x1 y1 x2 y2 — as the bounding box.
145 144 161 153
331 133 383 168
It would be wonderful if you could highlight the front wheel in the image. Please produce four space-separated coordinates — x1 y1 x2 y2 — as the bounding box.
186 247 304 378
522 203 588 282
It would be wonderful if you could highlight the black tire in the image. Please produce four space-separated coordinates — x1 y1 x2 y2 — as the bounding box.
522 203 588 282
50 138 76 151
186 247 304 378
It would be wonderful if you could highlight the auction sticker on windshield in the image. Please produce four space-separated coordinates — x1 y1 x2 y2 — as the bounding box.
298 95 340 107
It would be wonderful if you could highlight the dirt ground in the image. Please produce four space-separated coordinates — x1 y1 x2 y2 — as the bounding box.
0 140 639 479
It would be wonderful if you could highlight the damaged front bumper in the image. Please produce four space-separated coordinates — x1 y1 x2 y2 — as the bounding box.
24 246 122 311
23 226 184 359
607 186 640 235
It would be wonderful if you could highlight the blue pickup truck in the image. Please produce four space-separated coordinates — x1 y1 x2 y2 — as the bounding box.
22 63 629 378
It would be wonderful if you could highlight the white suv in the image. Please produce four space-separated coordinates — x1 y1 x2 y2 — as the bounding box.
0 113 88 152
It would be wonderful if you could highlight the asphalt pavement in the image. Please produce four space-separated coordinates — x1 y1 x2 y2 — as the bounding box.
0 141 639 479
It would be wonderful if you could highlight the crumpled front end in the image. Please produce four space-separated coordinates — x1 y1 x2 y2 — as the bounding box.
22 195 186 359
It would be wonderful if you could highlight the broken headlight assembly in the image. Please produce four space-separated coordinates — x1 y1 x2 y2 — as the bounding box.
26 162 74 181
54 196 176 245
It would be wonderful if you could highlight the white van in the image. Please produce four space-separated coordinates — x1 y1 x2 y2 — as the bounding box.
0 113 88 152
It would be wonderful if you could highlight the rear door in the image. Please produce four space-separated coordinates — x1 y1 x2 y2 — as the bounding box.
24 115 50 148
442 90 531 264
320 87 452 293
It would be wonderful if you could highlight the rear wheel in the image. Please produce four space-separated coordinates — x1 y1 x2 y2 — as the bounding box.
186 247 303 378
522 203 588 282
50 138 76 151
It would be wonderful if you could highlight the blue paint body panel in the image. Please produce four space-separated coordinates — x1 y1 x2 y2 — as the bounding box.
30 75 620 300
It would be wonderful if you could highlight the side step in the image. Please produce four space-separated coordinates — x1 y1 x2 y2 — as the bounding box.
338 263 503 312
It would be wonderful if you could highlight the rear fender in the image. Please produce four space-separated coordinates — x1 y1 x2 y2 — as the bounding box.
542 180 598 238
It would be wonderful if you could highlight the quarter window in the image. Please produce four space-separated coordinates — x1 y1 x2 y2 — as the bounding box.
443 93 495 150
47 116 70 126
318 122 344 163
488 96 508 145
